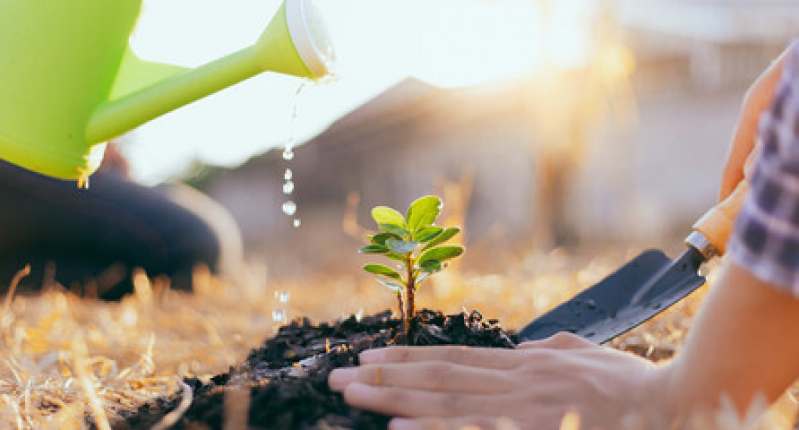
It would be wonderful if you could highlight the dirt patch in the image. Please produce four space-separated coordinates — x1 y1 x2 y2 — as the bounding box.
109 309 517 429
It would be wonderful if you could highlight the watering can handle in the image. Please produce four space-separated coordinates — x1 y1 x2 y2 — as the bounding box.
690 180 749 257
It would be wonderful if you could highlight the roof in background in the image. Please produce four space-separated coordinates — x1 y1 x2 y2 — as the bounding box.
615 0 799 42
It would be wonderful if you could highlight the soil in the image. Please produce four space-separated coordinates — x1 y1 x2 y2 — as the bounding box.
109 309 518 429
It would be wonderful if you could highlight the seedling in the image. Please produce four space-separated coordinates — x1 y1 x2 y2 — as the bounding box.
359 195 463 339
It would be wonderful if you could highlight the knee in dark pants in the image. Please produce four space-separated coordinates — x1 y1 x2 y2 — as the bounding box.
0 164 241 301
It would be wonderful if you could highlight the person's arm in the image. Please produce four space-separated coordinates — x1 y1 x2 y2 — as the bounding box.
662 261 799 416
683 38 799 415
719 45 788 200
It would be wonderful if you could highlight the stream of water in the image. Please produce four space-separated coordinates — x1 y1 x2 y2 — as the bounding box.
272 81 309 323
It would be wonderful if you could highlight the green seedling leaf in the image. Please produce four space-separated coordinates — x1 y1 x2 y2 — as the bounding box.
420 259 442 273
370 232 399 246
377 278 403 292
372 206 405 229
386 238 418 255
406 196 441 233
359 244 389 254
363 264 402 280
415 226 443 243
419 246 463 266
422 227 460 251
378 223 409 238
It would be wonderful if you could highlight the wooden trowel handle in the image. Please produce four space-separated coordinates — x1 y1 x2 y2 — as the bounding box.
691 181 749 256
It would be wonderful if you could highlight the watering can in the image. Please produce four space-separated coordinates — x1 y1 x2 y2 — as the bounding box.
0 0 334 181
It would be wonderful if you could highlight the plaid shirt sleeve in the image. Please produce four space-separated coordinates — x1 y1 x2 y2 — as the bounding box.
728 42 799 294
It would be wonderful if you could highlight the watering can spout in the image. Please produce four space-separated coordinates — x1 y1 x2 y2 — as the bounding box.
86 46 262 145
87 0 333 146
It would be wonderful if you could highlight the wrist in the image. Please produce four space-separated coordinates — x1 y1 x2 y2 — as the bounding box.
633 363 681 426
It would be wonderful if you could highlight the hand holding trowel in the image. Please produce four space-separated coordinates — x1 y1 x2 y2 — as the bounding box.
519 181 749 344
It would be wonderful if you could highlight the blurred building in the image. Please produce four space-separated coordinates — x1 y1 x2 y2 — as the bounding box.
616 0 794 91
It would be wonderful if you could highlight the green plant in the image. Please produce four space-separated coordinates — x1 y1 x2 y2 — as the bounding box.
359 195 463 339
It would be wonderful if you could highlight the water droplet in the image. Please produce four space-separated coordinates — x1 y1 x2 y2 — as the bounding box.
293 218 301 228
279 83 307 222
272 309 286 323
282 201 297 216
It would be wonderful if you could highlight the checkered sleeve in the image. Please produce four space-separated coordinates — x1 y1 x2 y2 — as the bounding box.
729 42 799 295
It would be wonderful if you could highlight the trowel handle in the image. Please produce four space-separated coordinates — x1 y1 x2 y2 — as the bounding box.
690 181 749 257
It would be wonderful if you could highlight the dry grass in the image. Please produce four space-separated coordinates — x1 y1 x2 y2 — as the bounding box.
0 265 277 428
0 247 795 429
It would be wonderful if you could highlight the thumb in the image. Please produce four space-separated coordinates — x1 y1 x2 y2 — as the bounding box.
518 332 594 350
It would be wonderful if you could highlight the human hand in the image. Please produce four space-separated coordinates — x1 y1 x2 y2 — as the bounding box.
98 141 131 177
328 332 667 429
719 45 791 200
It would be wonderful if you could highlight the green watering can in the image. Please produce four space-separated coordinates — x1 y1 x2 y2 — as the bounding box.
0 0 334 182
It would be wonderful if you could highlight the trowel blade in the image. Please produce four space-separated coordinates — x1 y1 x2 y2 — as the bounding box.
517 248 706 345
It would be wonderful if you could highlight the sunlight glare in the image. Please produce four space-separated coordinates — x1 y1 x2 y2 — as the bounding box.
340 0 600 88
539 0 598 70
379 0 542 88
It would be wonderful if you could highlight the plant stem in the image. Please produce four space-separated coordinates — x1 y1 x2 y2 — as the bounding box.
404 255 416 339
396 291 404 322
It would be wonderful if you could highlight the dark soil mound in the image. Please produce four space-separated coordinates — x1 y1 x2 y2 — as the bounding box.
111 309 518 429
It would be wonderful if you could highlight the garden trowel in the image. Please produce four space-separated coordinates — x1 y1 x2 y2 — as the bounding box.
518 182 748 344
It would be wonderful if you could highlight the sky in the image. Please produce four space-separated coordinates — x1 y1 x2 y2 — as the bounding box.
124 0 598 184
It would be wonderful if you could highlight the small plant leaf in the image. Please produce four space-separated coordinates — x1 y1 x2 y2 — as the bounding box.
378 223 409 238
372 206 405 229
370 232 399 246
359 244 389 254
419 246 463 266
421 227 460 251
386 238 418 255
415 226 443 243
363 264 402 280
420 259 442 273
405 196 441 233
377 278 403 292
